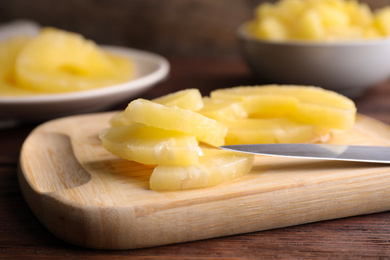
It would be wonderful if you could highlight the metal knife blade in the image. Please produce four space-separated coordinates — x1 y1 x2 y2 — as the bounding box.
219 144 390 164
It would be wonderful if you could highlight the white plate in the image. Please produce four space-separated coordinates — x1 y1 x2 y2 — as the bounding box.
0 46 170 120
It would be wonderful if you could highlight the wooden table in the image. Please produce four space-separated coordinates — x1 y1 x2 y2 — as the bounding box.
1 57 390 259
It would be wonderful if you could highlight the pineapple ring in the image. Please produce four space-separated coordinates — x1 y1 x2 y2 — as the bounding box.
100 124 203 166
0 36 39 96
152 88 204 111
123 98 228 147
150 148 255 191
225 118 330 145
198 97 247 124
110 89 204 127
210 85 356 130
14 28 133 93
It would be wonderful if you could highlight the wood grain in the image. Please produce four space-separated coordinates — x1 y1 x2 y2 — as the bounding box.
18 112 390 250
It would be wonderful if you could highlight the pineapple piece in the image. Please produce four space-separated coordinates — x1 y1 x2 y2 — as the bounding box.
318 4 349 27
123 99 227 147
374 7 390 36
295 9 325 40
198 97 247 123
152 88 203 111
275 0 305 24
211 85 356 129
0 36 38 96
109 112 131 127
225 118 329 145
246 0 390 41
110 88 204 127
150 148 255 191
240 95 299 118
254 16 288 41
99 124 203 166
15 27 133 93
100 86 356 191
293 102 354 130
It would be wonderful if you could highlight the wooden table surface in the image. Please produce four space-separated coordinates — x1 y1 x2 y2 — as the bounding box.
1 57 390 259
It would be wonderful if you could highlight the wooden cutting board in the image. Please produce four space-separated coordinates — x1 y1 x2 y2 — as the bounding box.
18 112 390 250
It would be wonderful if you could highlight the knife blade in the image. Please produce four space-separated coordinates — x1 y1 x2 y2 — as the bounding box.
219 144 390 164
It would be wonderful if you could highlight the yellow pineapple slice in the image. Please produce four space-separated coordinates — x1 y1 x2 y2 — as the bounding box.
374 6 390 36
225 118 329 145
198 97 247 123
122 99 227 147
109 112 131 127
240 95 299 118
100 86 356 191
292 103 353 130
99 124 202 166
152 88 203 111
15 27 133 93
149 148 254 190
110 88 204 127
211 85 356 129
0 36 38 96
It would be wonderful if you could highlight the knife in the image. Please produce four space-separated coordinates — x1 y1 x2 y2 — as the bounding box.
219 144 390 164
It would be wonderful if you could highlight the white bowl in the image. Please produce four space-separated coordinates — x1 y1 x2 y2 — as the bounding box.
238 25 390 97
0 46 169 121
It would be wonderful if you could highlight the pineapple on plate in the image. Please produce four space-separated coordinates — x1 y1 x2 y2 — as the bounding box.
15 27 133 93
198 97 247 123
225 118 329 145
0 27 134 95
152 88 204 111
0 36 38 96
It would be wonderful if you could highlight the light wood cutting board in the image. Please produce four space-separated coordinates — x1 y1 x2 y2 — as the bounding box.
18 112 390 250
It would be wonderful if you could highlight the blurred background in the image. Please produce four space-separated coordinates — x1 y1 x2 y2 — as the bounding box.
0 0 389 58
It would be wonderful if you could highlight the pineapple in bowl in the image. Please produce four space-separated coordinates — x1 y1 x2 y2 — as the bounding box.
238 0 390 97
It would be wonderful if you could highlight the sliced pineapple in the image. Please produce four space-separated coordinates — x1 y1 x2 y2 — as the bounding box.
110 88 204 127
225 118 329 145
100 85 356 191
0 36 38 96
198 97 247 123
109 112 131 127
15 27 133 93
240 95 299 118
211 85 356 129
99 124 203 166
122 98 227 147
152 88 203 111
149 148 254 191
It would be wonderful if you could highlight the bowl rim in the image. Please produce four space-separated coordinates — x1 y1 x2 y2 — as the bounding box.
237 23 390 47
